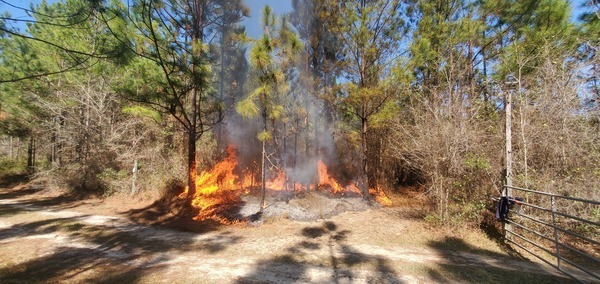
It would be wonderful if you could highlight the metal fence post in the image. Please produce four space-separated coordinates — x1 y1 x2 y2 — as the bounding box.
551 195 561 270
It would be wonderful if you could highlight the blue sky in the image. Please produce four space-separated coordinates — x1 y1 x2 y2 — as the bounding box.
0 0 293 39
1 0 592 37
244 0 292 39
0 0 42 21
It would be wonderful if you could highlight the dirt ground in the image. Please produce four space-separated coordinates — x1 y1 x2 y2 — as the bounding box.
0 175 581 283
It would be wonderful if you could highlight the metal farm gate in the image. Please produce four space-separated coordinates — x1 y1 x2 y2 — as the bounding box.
501 185 600 283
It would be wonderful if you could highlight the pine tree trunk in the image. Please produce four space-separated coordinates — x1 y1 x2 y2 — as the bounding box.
188 126 197 199
187 0 204 202
260 137 266 211
361 116 369 199
294 114 298 188
27 137 35 174
217 31 225 146
260 111 267 212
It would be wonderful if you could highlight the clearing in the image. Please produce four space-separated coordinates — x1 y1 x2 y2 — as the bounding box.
0 175 577 283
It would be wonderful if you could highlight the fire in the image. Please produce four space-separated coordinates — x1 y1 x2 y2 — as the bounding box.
370 186 393 207
240 169 254 189
317 160 361 195
183 146 393 223
186 146 243 222
265 170 286 190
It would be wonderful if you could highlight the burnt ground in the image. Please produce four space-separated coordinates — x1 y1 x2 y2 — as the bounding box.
0 176 585 283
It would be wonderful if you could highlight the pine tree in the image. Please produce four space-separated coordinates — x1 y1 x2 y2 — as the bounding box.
290 0 343 182
109 0 230 200
0 0 132 191
237 5 301 211
331 0 407 197
212 0 250 146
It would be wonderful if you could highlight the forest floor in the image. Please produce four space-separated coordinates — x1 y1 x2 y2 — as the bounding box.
0 174 581 283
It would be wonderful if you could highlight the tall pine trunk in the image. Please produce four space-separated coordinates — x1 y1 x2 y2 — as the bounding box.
27 136 35 174
187 122 197 198
187 0 204 201
260 113 267 211
361 116 369 199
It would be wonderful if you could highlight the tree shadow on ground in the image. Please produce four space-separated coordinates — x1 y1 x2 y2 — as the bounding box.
0 174 100 212
0 173 29 189
123 181 245 233
236 221 405 283
13 194 89 210
479 207 527 259
0 188 89 218
0 213 241 283
425 236 578 283
0 203 28 217
0 187 42 200
0 174 45 203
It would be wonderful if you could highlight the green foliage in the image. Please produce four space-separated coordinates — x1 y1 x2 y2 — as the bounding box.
450 200 488 227
0 116 30 138
426 200 488 228
370 101 400 130
122 106 162 122
409 0 485 89
114 57 166 103
0 0 129 83
464 153 491 171
269 104 285 121
424 212 443 226
334 0 405 86
257 130 272 142
261 5 276 29
579 6 599 47
487 0 577 77
236 97 260 119
238 5 301 132
592 208 600 222
97 167 129 197
0 157 27 175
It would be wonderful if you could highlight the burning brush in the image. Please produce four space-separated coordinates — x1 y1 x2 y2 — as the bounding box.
180 146 392 224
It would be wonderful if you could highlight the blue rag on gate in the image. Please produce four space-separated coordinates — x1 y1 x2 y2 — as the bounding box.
496 196 510 221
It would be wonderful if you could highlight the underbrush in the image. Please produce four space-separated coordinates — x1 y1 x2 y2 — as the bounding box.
0 157 27 175
423 201 489 229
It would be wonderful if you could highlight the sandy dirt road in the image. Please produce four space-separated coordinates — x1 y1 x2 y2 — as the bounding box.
0 184 576 283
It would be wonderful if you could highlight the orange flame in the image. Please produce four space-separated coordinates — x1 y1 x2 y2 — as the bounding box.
369 186 393 207
240 168 254 189
184 146 392 223
265 170 287 190
188 146 243 222
318 160 361 195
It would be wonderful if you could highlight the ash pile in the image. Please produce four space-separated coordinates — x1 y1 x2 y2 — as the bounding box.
238 190 377 222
